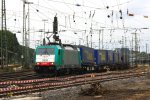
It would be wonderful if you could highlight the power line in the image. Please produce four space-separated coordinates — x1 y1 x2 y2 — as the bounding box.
46 0 132 10
31 3 115 28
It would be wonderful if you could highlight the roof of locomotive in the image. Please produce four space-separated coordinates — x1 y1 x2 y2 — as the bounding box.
35 45 61 49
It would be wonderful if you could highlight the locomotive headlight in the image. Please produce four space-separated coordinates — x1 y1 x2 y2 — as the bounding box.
51 62 54 65
36 62 40 65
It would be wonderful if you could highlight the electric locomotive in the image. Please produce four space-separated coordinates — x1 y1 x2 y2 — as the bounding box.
34 44 81 74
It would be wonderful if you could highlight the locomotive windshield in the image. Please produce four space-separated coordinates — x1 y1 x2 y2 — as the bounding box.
37 48 54 55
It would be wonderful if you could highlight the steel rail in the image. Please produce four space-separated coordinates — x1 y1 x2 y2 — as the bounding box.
0 67 144 85
0 70 148 98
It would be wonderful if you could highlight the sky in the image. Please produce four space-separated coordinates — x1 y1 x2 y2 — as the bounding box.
1 0 150 52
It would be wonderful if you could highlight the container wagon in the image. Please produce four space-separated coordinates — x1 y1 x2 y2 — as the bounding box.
107 50 114 69
115 48 130 69
78 45 95 71
94 50 108 70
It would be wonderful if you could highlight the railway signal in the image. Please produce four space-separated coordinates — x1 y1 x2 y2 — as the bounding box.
53 16 58 35
52 16 61 45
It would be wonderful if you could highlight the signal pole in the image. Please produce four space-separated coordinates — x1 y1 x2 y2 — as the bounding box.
146 43 148 54
1 0 8 68
125 36 127 48
22 0 33 68
131 35 134 67
23 0 25 47
99 30 101 49
90 24 93 48
102 29 104 50
146 43 148 64
131 32 138 66
86 35 88 47
122 36 124 48
22 0 26 67
27 2 33 68
42 19 48 45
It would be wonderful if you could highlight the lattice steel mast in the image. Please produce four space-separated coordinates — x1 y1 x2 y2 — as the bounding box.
22 0 33 67
1 0 8 68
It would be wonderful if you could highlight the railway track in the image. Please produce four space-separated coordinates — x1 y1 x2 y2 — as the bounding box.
0 70 40 81
0 66 140 82
0 67 149 98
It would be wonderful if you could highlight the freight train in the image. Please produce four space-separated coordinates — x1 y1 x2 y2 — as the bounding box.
33 43 130 74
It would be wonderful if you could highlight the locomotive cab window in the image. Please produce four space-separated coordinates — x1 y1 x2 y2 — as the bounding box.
37 48 54 55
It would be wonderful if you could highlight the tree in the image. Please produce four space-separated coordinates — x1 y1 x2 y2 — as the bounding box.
0 30 34 66
0 30 20 64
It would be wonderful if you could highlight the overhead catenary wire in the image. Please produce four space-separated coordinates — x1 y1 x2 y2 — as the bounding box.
31 1 133 27
46 0 133 10
30 2 143 31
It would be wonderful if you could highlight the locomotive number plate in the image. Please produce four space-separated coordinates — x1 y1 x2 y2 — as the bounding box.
43 59 48 61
